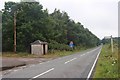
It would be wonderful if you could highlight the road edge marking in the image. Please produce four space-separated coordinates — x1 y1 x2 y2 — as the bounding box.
86 47 102 80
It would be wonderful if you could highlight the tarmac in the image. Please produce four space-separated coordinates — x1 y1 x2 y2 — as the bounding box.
1 57 53 71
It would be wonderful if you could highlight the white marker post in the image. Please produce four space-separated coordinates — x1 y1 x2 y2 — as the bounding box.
111 35 113 53
104 35 114 53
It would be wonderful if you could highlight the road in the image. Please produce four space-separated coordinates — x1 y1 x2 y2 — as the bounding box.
2 46 102 79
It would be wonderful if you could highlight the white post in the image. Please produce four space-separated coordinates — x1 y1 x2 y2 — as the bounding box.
111 35 113 53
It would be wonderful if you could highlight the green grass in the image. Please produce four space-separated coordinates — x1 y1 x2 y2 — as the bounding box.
42 50 81 58
93 44 118 78
1 49 85 58
2 52 39 58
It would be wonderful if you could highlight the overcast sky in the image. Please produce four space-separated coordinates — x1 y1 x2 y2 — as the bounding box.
0 0 119 39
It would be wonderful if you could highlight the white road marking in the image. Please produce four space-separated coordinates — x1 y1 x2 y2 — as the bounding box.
81 54 85 56
8 70 12 72
30 65 35 67
21 66 26 68
81 54 83 56
13 70 18 72
30 68 54 79
58 58 61 59
39 63 43 64
64 58 77 64
86 48 102 80
47 61 50 62
88 48 97 54
87 49 97 54
39 61 42 62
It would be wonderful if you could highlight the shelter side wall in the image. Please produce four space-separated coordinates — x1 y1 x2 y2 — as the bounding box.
45 45 48 54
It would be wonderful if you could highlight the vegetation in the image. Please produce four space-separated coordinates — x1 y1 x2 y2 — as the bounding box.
2 49 85 58
118 37 120 78
2 0 100 53
93 43 118 78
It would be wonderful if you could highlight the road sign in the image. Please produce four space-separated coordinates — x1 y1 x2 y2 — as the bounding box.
69 41 74 48
104 36 111 39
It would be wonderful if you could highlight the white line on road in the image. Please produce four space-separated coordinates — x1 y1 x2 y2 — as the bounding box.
47 61 50 63
39 63 43 64
87 49 96 55
30 65 35 67
86 48 102 80
8 70 12 72
13 70 18 72
89 48 97 53
81 54 85 56
39 61 42 62
30 68 54 79
21 66 26 68
81 54 83 56
64 58 77 64
87 52 89 54
58 58 61 59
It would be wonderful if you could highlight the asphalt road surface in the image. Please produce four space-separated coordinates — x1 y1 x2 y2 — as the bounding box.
2 46 102 79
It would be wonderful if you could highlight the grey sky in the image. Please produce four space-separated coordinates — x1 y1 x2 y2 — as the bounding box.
0 0 119 39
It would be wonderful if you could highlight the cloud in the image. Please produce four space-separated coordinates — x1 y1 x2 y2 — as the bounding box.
0 0 119 39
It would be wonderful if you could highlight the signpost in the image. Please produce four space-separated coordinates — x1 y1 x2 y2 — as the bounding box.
104 35 113 53
111 35 113 53
69 41 74 48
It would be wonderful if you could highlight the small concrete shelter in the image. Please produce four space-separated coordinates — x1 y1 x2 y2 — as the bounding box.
31 40 48 55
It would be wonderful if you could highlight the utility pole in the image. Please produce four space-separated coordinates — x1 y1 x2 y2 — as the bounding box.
14 12 16 53
111 35 113 53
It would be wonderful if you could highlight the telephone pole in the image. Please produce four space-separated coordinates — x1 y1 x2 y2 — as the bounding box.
14 12 16 53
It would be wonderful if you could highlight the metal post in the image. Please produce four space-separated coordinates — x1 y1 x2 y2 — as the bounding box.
111 35 113 53
14 12 16 53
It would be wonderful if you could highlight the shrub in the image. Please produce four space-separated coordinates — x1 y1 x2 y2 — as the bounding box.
48 40 72 51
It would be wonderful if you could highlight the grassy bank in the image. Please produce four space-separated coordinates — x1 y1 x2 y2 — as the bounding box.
42 50 79 58
93 44 118 78
1 48 85 58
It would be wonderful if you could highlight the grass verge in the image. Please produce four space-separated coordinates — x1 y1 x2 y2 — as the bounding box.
93 44 118 78
1 49 85 58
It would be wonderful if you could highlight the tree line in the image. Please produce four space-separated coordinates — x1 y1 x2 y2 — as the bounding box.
102 37 119 45
2 1 100 52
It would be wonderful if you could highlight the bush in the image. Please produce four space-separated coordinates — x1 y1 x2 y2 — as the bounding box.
48 40 72 51
16 44 26 52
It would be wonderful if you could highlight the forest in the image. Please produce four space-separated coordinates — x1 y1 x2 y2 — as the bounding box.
1 1 100 52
